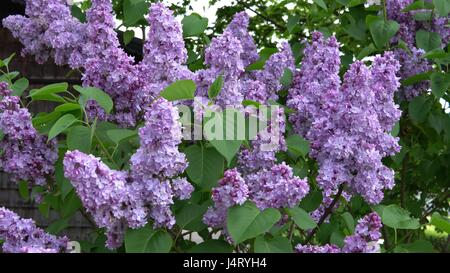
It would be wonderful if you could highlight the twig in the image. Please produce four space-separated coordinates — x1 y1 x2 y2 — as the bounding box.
237 1 286 31
304 184 345 244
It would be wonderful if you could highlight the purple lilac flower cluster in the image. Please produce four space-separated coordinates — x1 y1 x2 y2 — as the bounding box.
203 169 248 228
387 0 450 48
296 212 383 253
0 207 69 253
287 32 401 205
130 98 193 228
3 1 193 128
386 0 449 100
0 82 58 186
201 13 308 229
2 0 84 66
246 162 309 210
63 150 147 249
64 98 193 248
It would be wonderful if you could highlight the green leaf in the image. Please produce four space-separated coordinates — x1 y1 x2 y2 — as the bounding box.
61 190 82 218
409 95 433 124
123 30 135 45
313 0 328 10
287 15 300 34
391 121 400 137
366 15 400 49
38 202 50 218
299 190 323 212
227 201 281 244
160 80 196 101
246 48 278 71
184 144 224 189
10 78 28 97
416 29 442 52
208 74 224 100
18 181 29 201
341 212 355 234
287 207 317 230
413 11 433 21
433 0 450 17
182 13 208 37
382 204 421 230
422 48 447 59
286 134 310 158
330 230 345 247
55 103 81 113
71 4 86 23
402 0 432 12
46 218 70 235
67 126 92 153
430 212 450 233
280 68 293 87
175 203 209 231
430 72 450 98
399 240 435 253
0 53 15 67
123 0 148 27
48 114 78 141
29 82 68 98
356 43 377 60
106 129 137 145
401 71 432 86
74 85 113 114
125 225 172 253
55 159 73 199
254 235 293 253
208 139 242 167
31 93 66 103
188 240 233 253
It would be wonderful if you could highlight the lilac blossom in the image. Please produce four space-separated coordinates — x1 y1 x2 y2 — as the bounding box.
287 32 401 205
295 244 341 253
0 207 69 253
296 212 383 253
203 169 249 228
225 12 259 67
393 48 432 100
246 162 309 210
0 82 58 186
63 150 148 249
342 212 383 253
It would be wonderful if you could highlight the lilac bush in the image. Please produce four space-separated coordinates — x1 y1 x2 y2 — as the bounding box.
0 0 447 254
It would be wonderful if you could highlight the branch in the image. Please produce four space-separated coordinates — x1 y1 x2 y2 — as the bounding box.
237 1 286 31
304 184 345 244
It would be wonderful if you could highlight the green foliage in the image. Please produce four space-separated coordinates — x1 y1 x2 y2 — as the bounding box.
160 80 196 101
227 202 281 244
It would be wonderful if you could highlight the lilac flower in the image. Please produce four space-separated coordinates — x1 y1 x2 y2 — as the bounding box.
342 212 382 253
392 48 432 100
63 150 147 249
130 98 187 178
225 12 259 67
0 207 69 253
0 82 58 186
287 32 341 136
130 98 192 228
238 107 286 174
387 0 450 48
295 244 341 253
203 169 248 228
246 162 309 210
296 212 382 253
288 32 401 205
